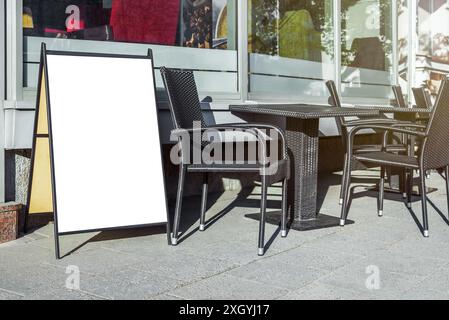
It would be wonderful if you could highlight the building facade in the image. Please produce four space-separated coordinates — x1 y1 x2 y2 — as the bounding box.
1 0 449 203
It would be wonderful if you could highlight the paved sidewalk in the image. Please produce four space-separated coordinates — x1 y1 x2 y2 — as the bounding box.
1 170 449 300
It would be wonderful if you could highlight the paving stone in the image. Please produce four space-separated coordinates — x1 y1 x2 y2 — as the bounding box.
0 288 24 300
350 251 447 277
228 258 329 291
50 247 145 276
388 235 449 261
400 287 449 300
168 274 289 300
407 264 449 295
1 171 449 300
24 288 106 300
302 231 388 257
148 293 186 300
273 245 364 272
78 268 182 300
28 231 103 254
131 252 238 283
0 263 70 296
318 260 426 298
277 282 376 300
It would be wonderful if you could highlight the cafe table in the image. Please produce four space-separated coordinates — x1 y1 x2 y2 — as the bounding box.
230 104 380 231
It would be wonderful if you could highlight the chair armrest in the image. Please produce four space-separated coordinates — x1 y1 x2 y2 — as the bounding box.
346 124 428 156
170 124 287 165
171 123 288 159
390 123 427 130
217 123 287 158
349 124 428 139
343 118 398 127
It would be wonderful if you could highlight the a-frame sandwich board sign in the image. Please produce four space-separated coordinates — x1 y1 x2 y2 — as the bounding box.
24 44 55 235
25 44 171 259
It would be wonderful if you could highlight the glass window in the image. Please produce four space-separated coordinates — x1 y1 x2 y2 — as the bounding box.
248 0 334 102
340 0 394 101
22 0 238 98
23 0 235 49
397 0 408 97
415 0 449 97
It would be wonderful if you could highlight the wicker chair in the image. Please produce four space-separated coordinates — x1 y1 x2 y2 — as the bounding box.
160 67 289 256
340 78 449 238
413 87 433 126
325 80 407 205
393 85 408 108
412 87 433 109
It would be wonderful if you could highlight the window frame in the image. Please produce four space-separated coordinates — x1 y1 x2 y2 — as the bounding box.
0 0 6 202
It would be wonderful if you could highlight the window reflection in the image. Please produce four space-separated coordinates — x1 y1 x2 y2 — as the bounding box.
249 0 333 62
248 0 334 100
416 0 449 97
341 0 393 99
22 0 235 50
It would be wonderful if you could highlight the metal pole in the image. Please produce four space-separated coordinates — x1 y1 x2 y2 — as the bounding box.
0 1 6 203
392 0 399 86
408 0 417 105
333 0 342 96
6 0 23 102
237 0 248 102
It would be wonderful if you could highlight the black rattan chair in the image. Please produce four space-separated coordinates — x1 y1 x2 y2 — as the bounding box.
393 85 408 108
161 67 289 256
326 80 407 205
340 78 449 237
412 87 433 109
413 87 432 125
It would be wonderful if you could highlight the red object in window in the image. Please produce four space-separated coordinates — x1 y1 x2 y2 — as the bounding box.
110 0 180 45
67 20 85 33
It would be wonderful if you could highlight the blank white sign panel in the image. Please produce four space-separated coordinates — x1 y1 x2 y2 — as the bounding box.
46 54 168 234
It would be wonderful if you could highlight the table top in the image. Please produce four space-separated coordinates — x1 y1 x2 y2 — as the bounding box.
230 104 380 119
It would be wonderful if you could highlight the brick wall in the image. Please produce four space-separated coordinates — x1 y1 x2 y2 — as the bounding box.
0 203 22 244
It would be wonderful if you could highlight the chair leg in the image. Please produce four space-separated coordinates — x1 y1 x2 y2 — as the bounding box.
339 153 348 205
407 169 413 209
419 169 429 238
281 178 288 238
378 166 385 217
402 169 407 199
258 176 268 256
171 165 187 246
199 173 209 231
445 166 449 218
340 156 352 226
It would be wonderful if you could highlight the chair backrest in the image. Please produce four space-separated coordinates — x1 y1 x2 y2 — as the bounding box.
160 67 206 130
412 87 432 109
392 85 407 108
325 80 347 148
422 78 449 170
424 90 433 108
